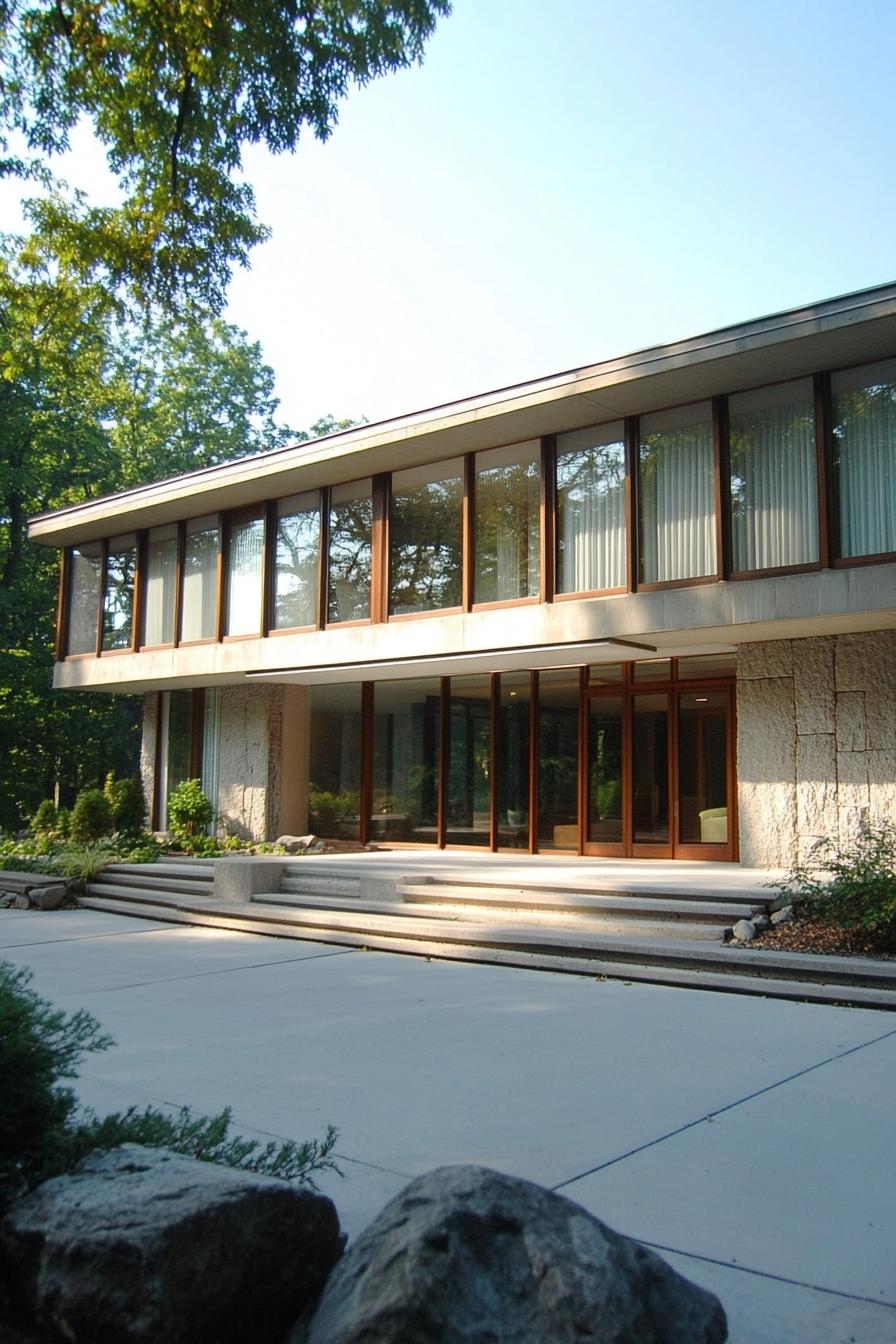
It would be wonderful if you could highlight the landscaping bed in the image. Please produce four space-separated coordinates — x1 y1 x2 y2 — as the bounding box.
750 905 896 960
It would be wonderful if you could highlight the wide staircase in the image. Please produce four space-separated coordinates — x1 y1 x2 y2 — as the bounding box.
82 858 896 1009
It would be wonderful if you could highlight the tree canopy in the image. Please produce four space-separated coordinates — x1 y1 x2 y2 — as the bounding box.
0 1 451 308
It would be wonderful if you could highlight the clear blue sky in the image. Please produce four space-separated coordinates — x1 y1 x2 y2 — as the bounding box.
7 1 896 432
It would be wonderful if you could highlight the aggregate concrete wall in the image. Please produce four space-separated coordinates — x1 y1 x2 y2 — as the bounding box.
215 685 283 841
140 694 159 827
737 630 896 867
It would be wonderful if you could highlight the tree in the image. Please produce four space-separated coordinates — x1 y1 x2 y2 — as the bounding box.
0 1 452 309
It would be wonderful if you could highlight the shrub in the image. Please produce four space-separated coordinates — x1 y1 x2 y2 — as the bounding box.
0 960 340 1214
70 788 113 844
167 778 213 840
103 772 147 837
55 807 71 840
55 843 116 883
771 819 896 936
31 800 57 836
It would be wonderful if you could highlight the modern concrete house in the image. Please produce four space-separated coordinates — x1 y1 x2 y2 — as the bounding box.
29 284 896 869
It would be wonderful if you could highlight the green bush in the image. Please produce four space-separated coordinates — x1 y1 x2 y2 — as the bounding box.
167 778 214 840
772 819 896 936
55 807 71 840
55 843 116 883
70 789 113 844
0 961 340 1213
31 800 57 836
103 772 147 837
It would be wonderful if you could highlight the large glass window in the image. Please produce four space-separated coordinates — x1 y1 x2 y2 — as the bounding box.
729 379 818 572
67 542 102 655
678 689 729 846
497 671 530 850
832 358 896 558
371 678 440 842
556 422 626 593
102 534 137 651
181 515 219 642
158 690 192 830
273 492 320 630
639 403 715 584
390 460 463 615
328 480 372 623
446 674 492 845
226 512 265 637
474 441 540 603
308 683 362 841
144 524 178 646
632 693 669 845
588 696 623 845
537 668 579 850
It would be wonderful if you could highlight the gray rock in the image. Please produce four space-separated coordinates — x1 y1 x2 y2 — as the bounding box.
300 1165 727 1344
770 904 794 926
274 834 319 854
750 913 771 932
13 893 31 910
0 1144 341 1344
29 883 68 911
731 918 756 942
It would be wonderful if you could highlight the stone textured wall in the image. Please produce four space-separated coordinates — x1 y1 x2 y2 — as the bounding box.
216 685 284 841
737 630 896 867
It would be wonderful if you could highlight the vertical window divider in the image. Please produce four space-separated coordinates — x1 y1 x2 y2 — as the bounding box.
55 549 70 662
371 474 389 624
173 521 185 647
540 435 556 604
132 530 147 652
528 670 538 854
438 677 449 847
489 672 499 851
462 454 475 612
713 395 731 579
577 665 587 854
317 487 330 629
262 500 277 637
96 539 109 656
624 416 639 592
360 682 374 845
814 371 834 568
215 514 228 644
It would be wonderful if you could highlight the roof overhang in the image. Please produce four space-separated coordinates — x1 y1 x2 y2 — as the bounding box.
29 282 896 548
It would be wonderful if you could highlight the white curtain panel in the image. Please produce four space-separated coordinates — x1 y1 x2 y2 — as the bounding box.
556 424 625 592
144 530 177 644
639 404 715 583
833 360 896 557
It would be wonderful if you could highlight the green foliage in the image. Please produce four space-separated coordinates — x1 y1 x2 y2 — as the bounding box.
166 777 213 838
69 788 113 844
309 788 360 823
54 842 115 883
772 820 896 936
103 772 146 837
0 1 451 310
0 960 340 1214
0 962 113 1208
30 799 57 835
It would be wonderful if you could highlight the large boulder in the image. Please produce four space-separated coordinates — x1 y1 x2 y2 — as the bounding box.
0 1144 341 1344
300 1165 727 1344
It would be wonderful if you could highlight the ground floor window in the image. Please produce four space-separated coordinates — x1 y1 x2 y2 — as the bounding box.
304 654 737 858
155 689 219 831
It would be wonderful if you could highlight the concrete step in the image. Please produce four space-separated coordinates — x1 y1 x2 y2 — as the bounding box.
397 877 772 908
280 874 362 900
77 893 896 1011
397 881 758 926
84 881 215 909
92 871 214 897
104 861 215 879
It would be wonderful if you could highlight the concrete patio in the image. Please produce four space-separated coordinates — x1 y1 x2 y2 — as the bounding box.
2 904 894 1343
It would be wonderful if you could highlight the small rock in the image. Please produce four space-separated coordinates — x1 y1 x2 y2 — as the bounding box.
13 894 31 910
300 1165 727 1344
732 918 756 942
750 913 771 932
770 905 794 926
30 884 68 912
274 834 320 854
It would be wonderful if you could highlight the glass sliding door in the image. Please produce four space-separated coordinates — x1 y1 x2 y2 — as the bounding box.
308 683 362 841
497 672 530 850
677 688 731 852
537 669 580 851
587 696 623 849
446 674 492 846
371 678 440 843
632 692 670 851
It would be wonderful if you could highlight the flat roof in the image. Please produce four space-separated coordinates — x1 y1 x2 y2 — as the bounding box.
29 281 896 547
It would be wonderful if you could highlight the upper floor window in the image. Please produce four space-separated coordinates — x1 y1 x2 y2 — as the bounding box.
102 534 137 651
67 542 102 655
639 402 715 584
181 515 219 642
390 459 463 615
226 510 265 637
474 441 540 604
273 492 320 630
328 479 372 623
832 358 896 558
728 379 818 572
144 524 178 646
556 422 626 594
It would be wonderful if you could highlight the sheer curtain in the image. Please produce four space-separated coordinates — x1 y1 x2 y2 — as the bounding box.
181 517 219 641
729 379 817 571
556 424 625 592
639 404 715 584
474 442 540 603
67 543 103 654
226 515 265 635
833 359 896 557
144 526 178 644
